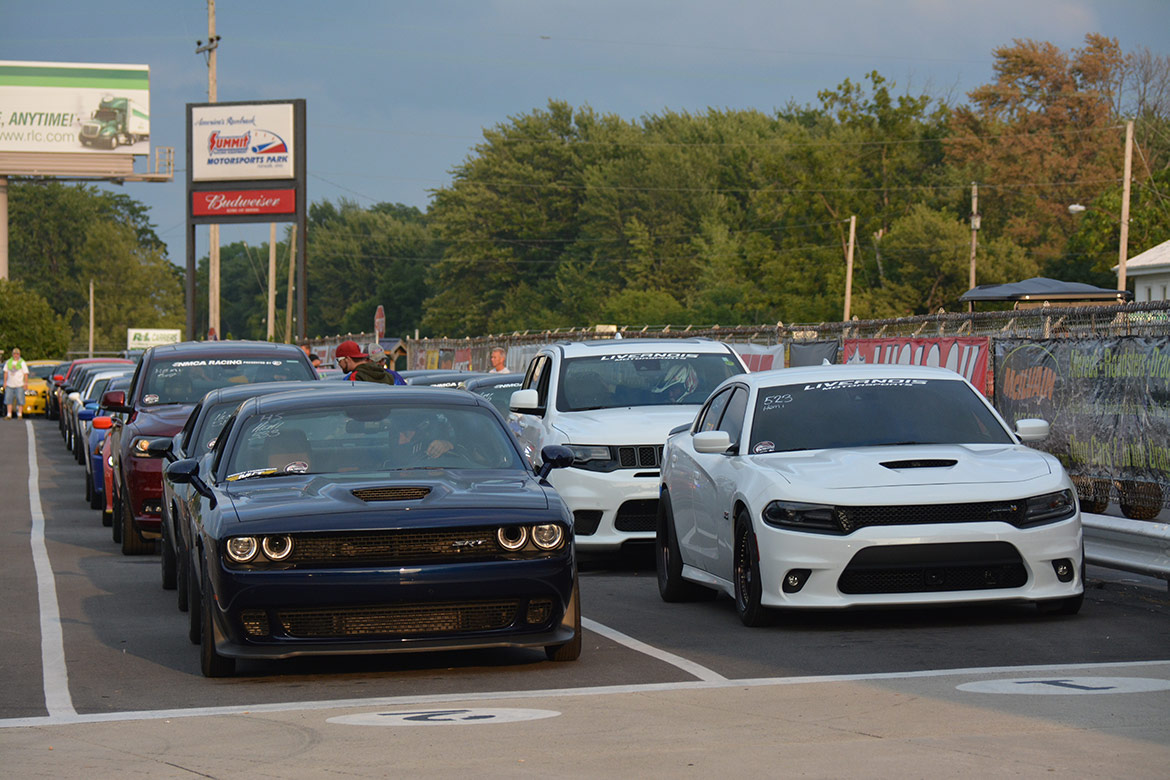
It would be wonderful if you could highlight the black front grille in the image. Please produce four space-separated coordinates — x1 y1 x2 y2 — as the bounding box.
838 541 1027 594
277 600 519 638
573 510 602 536
288 528 500 567
835 501 1028 533
615 499 658 532
617 445 663 469
352 486 431 502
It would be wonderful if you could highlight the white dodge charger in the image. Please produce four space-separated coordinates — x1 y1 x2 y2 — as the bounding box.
656 364 1084 625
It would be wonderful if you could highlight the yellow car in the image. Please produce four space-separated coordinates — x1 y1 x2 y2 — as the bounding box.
21 359 61 417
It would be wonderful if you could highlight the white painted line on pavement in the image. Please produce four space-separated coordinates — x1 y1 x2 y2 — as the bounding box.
582 616 727 682
26 420 77 718
2 658 1166 730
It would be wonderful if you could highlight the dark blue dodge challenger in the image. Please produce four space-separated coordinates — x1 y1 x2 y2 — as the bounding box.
167 384 579 677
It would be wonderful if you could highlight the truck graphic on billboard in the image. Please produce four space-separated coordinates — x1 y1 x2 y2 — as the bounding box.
79 95 149 149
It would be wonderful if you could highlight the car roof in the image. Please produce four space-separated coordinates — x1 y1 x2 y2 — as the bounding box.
551 338 735 357
144 340 309 358
200 379 322 406
463 372 523 389
247 383 488 413
735 364 970 388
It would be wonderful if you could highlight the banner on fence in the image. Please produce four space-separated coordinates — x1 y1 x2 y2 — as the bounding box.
732 343 785 371
843 337 990 393
994 337 1170 493
788 341 838 367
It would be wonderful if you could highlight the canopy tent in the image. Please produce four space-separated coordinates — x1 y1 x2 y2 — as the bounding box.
960 277 1132 304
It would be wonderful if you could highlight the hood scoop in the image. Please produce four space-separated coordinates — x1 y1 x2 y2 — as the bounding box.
880 459 958 470
352 486 431 502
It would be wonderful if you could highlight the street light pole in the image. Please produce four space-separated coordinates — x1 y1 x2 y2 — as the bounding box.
1118 120 1133 293
968 182 980 313
843 215 856 321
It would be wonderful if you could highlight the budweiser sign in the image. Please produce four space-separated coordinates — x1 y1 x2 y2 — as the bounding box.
192 189 296 216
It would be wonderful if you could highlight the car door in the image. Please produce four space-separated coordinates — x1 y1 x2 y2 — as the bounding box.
669 387 734 570
513 353 553 467
693 384 749 582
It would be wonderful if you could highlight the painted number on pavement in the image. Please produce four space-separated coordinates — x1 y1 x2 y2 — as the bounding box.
327 708 561 726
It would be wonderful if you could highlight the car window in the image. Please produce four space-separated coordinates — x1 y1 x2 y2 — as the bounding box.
697 388 733 433
748 378 1013 454
717 387 749 449
225 403 525 479
557 352 744 412
87 378 113 402
30 364 58 379
470 381 521 416
179 402 202 454
194 401 244 453
139 357 314 406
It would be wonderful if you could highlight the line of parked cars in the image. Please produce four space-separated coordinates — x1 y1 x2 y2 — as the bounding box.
40 335 1084 675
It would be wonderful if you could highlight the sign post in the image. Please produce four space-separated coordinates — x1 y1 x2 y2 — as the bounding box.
186 99 306 342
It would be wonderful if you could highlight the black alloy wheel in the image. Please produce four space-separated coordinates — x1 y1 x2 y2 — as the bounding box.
187 552 201 643
733 512 771 627
656 493 712 602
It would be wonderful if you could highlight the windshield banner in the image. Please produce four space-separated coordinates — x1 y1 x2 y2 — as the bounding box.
843 337 990 395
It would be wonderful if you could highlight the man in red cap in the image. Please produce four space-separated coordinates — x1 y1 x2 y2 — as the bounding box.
336 340 396 385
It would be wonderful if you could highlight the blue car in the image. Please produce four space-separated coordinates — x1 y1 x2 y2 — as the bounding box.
81 375 133 515
167 384 579 677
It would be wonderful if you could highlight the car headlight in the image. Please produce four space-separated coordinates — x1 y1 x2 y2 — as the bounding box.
24 389 37 396
131 437 154 458
225 536 259 563
1021 489 1077 526
565 444 617 471
497 525 529 551
532 523 565 550
762 501 842 534
261 535 294 561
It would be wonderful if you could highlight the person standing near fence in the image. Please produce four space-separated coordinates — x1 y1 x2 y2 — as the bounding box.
4 348 29 419
489 347 509 373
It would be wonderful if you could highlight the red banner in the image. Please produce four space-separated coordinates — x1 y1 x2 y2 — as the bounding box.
192 189 296 216
842 337 991 394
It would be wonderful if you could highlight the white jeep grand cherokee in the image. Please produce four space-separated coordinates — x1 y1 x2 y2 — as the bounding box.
510 339 747 551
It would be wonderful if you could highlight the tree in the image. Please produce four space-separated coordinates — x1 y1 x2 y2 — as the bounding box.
0 279 71 358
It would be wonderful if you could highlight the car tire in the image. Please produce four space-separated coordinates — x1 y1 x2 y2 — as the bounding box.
112 489 123 543
85 471 93 504
733 513 771 627
545 580 582 662
187 554 201 643
656 493 711 603
101 508 113 527
200 567 235 678
161 519 177 590
177 540 190 612
121 493 154 555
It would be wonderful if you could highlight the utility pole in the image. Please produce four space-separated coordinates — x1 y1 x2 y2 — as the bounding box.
0 177 7 280
843 215 857 321
88 279 94 357
285 224 297 344
968 182 980 312
1118 120 1133 293
198 0 221 338
267 222 277 341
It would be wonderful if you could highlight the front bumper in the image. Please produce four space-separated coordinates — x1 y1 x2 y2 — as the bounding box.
549 467 660 551
206 554 578 660
753 518 1084 609
126 457 163 536
21 390 47 416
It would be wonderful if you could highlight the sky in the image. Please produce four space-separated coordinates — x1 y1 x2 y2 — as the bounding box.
4 0 1169 265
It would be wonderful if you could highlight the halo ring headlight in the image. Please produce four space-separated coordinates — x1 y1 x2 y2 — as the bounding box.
225 536 258 563
262 535 294 561
532 524 564 550
497 525 528 551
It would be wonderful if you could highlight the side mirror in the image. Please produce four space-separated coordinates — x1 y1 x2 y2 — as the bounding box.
538 444 575 479
78 408 96 422
693 430 733 454
1015 418 1050 442
92 416 114 430
146 437 176 461
166 458 215 507
101 390 131 414
52 374 64 383
510 388 543 414
67 391 81 403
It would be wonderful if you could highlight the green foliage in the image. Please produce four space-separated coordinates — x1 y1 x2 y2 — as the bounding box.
0 279 71 358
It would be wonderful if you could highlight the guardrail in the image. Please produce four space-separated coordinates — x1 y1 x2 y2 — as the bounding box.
1083 512 1170 589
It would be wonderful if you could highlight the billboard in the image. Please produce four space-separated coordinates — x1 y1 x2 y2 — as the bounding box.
0 60 150 155
127 328 182 350
192 188 296 217
191 102 294 181
842 336 991 394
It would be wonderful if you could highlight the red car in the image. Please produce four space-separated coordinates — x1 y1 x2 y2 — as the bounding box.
103 340 317 555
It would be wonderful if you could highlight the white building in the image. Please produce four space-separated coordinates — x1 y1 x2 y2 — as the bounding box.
1117 238 1170 302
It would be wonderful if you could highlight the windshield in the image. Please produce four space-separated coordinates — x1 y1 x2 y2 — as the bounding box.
749 378 1013 454
94 108 118 121
226 403 524 479
557 352 743 411
140 358 313 406
30 364 58 380
86 378 114 402
470 381 521 416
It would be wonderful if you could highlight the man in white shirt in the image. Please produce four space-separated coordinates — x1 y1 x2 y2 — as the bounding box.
489 347 509 373
3 347 29 419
